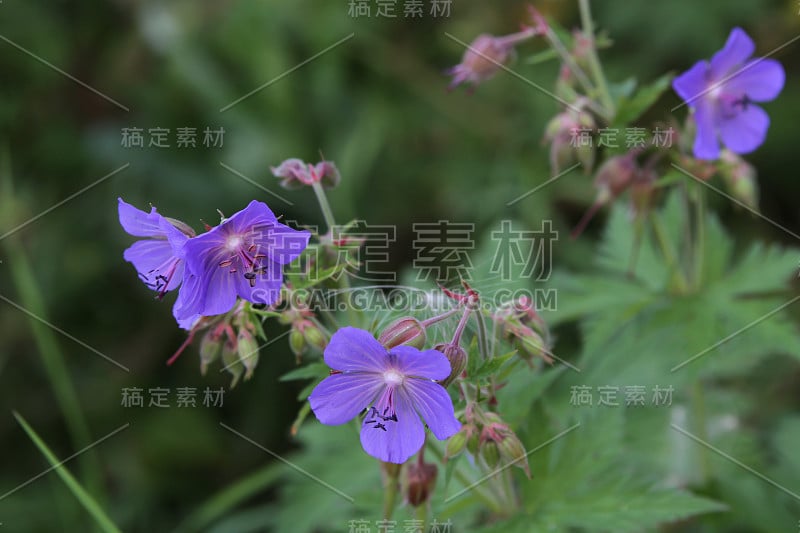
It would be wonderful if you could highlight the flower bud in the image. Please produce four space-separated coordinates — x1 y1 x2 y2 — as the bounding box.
509 325 552 365
221 338 243 388
497 430 531 478
572 153 638 238
199 327 223 375
302 324 327 352
289 328 307 358
446 28 539 90
405 461 438 507
445 425 470 460
467 431 480 456
378 317 427 350
481 441 501 469
544 109 596 175
237 329 259 381
595 154 637 202
434 343 467 386
719 149 758 210
271 158 341 189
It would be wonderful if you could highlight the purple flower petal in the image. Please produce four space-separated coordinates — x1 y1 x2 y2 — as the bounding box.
233 260 282 306
309 374 383 425
710 27 754 79
184 233 238 315
258 223 311 266
723 58 785 102
173 273 203 327
324 327 388 373
158 216 190 256
672 60 709 103
118 198 165 237
226 200 279 235
390 346 451 381
403 379 460 440
360 390 424 463
123 239 184 293
271 158 309 180
719 104 770 154
692 101 721 160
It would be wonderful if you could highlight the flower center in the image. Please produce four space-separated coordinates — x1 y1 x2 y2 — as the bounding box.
225 235 243 252
707 82 723 101
383 369 404 386
217 235 268 287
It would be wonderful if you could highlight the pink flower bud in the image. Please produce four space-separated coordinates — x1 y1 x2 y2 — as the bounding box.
405 461 438 506
434 342 468 386
271 158 341 189
447 28 539 91
378 317 427 350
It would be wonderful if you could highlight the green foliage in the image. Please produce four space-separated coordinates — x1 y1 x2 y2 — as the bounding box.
13 413 123 533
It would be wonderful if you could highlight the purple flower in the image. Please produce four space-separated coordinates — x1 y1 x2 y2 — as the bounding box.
673 27 785 160
177 200 310 319
118 197 192 297
118 198 201 329
309 327 461 464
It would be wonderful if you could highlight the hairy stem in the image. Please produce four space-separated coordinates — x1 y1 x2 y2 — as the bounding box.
577 0 615 116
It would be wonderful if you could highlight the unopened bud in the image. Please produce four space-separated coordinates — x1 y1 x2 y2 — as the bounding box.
406 462 438 507
445 425 470 460
237 329 259 381
302 324 327 351
497 430 531 478
199 328 223 375
447 28 539 90
271 158 341 190
467 431 480 456
434 343 467 386
378 317 427 350
544 109 596 175
221 339 243 388
509 325 551 364
481 441 501 469
720 149 758 210
289 328 307 358
595 154 637 202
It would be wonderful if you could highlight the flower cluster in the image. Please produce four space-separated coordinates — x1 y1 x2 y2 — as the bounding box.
119 198 310 329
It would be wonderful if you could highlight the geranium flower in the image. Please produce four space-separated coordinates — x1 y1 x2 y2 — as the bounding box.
118 198 200 329
177 200 310 319
309 327 461 464
118 198 193 298
673 27 785 160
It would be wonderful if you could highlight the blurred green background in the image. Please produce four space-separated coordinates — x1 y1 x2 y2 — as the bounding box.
1 0 799 531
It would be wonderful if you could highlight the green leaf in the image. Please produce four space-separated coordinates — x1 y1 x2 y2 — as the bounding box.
608 77 638 102
470 350 516 380
13 413 123 533
506 410 727 533
279 361 329 382
613 73 674 126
